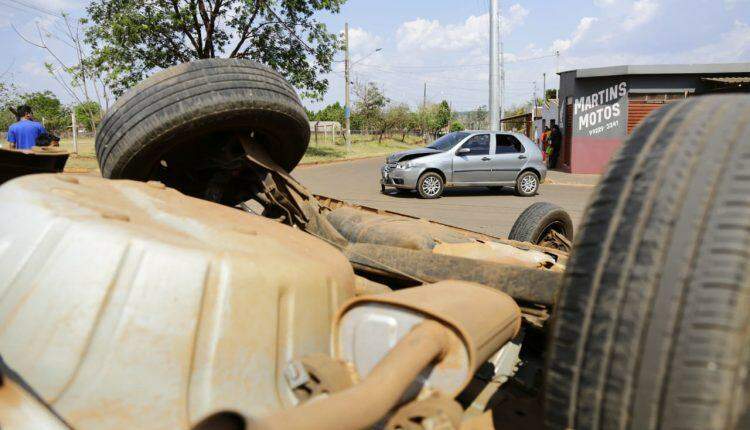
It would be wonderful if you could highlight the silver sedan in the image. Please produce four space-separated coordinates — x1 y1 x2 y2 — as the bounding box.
381 131 547 198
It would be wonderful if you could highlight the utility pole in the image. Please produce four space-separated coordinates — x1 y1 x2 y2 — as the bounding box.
71 111 78 154
422 82 427 140
499 3 505 131
489 0 500 131
555 50 560 74
344 22 351 149
543 73 547 103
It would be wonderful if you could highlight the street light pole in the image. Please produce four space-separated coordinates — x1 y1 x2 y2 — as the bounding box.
344 22 351 150
489 0 500 131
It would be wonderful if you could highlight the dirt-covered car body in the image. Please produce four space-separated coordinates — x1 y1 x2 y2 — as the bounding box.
0 174 355 428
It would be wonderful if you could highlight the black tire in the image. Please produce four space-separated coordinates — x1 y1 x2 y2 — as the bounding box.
515 171 539 196
417 172 444 199
95 58 309 205
545 95 750 430
508 202 573 246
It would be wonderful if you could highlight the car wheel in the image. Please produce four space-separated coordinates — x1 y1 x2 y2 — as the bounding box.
95 58 309 207
515 171 539 196
417 172 444 199
380 184 386 193
545 95 750 430
508 202 573 251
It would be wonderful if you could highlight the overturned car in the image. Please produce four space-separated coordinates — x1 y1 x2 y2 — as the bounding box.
0 59 748 430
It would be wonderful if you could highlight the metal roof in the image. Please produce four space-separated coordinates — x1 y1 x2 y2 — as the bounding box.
560 63 750 78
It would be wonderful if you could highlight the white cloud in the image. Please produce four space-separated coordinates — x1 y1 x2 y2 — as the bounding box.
503 4 530 33
557 19 750 73
687 20 750 62
395 3 528 53
347 27 383 56
551 17 598 52
622 0 659 30
20 61 48 77
594 0 616 5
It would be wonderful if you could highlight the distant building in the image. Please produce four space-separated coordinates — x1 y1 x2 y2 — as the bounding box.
309 121 341 145
556 63 750 173
309 121 341 133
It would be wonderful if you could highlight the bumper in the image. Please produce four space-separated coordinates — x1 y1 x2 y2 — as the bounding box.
538 165 548 182
381 165 421 189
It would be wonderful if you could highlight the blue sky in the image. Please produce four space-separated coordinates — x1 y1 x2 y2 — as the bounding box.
1 0 749 112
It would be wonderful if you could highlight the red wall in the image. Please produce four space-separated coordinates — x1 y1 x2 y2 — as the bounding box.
570 136 624 174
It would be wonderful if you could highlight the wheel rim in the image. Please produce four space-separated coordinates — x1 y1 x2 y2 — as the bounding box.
520 174 537 194
421 176 441 196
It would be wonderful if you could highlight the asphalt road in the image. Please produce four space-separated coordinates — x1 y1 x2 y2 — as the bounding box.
295 157 597 238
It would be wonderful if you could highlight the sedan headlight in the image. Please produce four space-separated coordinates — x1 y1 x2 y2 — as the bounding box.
396 161 416 169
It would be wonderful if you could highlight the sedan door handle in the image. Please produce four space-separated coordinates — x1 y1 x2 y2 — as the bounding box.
518 155 527 159
481 157 491 161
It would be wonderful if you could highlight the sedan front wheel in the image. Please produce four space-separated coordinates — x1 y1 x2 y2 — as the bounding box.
417 172 444 199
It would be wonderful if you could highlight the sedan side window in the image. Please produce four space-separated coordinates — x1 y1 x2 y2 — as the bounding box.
496 134 525 154
459 134 490 155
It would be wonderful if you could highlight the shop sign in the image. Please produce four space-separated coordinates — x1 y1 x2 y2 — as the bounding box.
574 82 627 135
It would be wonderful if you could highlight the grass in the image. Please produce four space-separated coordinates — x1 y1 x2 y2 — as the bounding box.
301 134 423 164
58 133 425 173
58 136 97 173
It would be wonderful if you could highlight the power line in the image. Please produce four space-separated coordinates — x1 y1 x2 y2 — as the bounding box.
5 0 62 18
354 64 535 87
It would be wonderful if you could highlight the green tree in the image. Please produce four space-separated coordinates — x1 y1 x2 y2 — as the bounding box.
354 81 388 132
381 103 411 142
85 0 345 98
545 89 558 100
74 101 102 131
503 105 528 133
434 100 451 132
449 120 465 132
316 102 345 124
22 91 70 133
467 105 488 129
0 83 20 131
305 107 316 121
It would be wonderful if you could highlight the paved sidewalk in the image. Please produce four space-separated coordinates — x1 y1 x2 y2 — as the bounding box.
545 170 601 187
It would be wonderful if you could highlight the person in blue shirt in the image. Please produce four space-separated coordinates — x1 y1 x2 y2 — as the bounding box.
6 105 46 150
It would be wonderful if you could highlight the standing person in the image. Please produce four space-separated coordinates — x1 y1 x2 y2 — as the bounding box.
539 126 550 161
6 105 46 150
549 124 562 169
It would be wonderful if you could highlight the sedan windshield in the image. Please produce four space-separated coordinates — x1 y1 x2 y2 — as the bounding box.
427 132 470 151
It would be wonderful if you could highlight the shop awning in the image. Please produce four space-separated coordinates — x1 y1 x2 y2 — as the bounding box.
702 76 750 84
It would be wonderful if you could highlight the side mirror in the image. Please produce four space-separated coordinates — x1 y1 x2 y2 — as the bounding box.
457 147 471 155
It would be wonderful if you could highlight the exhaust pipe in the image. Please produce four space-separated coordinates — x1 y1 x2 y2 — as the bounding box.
255 281 520 430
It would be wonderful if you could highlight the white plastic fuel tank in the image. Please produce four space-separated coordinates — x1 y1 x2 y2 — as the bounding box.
0 174 356 429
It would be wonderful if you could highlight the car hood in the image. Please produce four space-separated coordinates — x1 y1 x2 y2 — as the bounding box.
387 148 441 163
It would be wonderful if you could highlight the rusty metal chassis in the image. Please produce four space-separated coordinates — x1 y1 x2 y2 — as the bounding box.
236 137 564 310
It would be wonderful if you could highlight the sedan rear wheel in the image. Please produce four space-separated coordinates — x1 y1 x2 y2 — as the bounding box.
515 171 539 197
